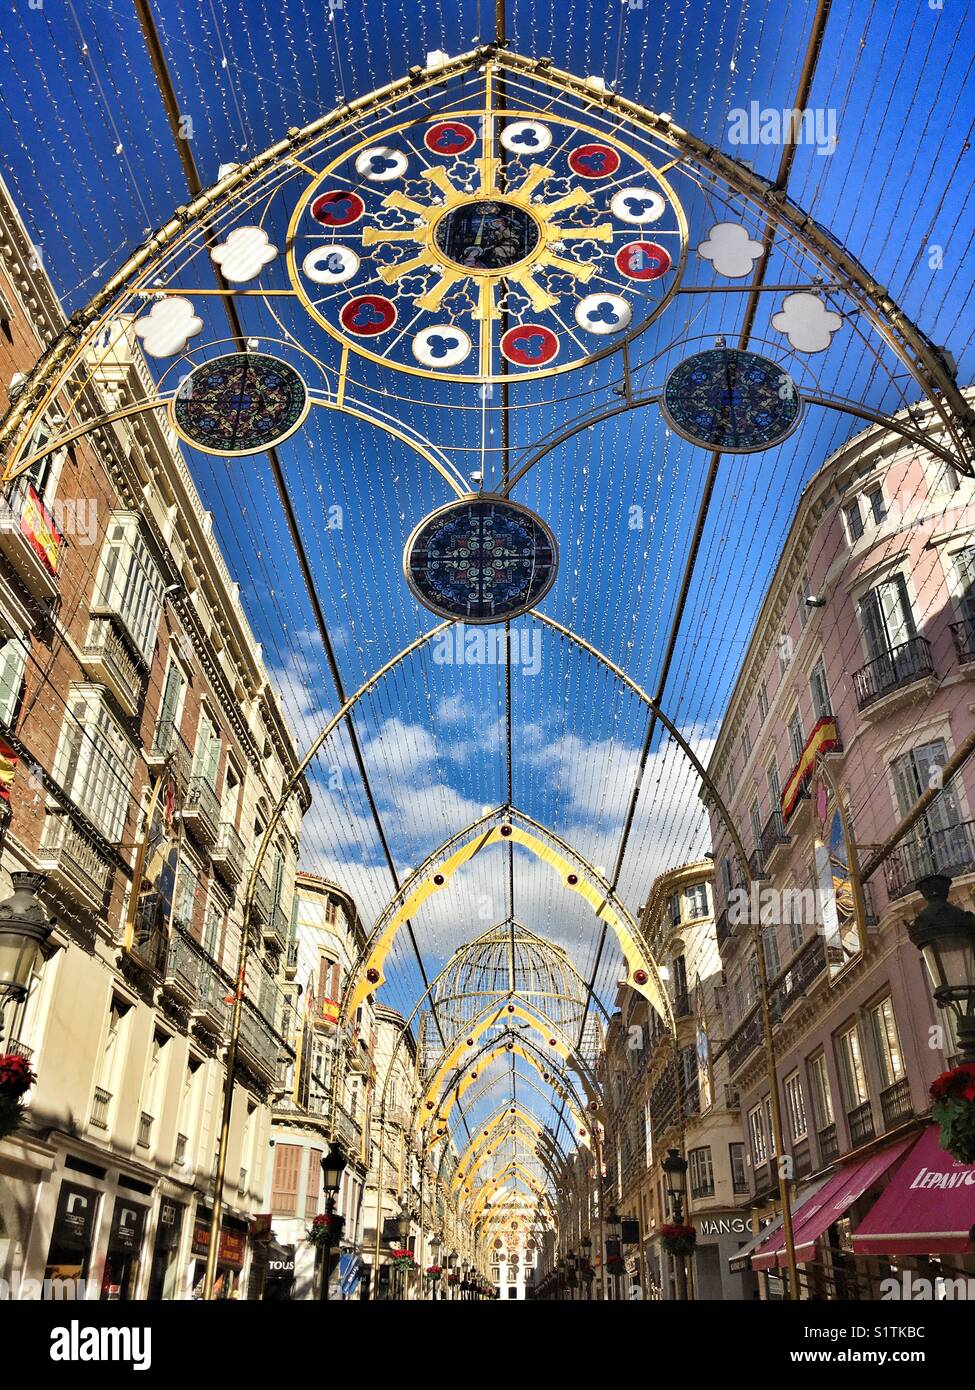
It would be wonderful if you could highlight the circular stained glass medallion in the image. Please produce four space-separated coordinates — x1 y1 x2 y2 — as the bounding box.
433 200 540 273
170 353 309 456
404 495 558 623
661 348 801 452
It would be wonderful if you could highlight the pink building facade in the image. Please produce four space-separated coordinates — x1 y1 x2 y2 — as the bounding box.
704 399 975 1293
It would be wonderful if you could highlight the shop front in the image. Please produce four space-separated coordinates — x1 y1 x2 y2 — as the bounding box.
44 1180 100 1286
190 1207 248 1298
147 1197 185 1300
693 1212 763 1300
100 1195 148 1300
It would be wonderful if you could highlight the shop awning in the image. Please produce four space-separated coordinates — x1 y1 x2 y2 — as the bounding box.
752 1134 916 1271
727 1175 831 1273
851 1125 975 1257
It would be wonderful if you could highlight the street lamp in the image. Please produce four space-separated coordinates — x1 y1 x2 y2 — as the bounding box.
0 874 52 1032
394 1210 411 1302
661 1149 688 1222
318 1143 347 1302
428 1232 441 1300
908 875 975 1062
661 1147 690 1300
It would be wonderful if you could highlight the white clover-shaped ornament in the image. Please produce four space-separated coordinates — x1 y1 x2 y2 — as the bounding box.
211 226 278 282
772 292 843 353
134 296 203 357
697 221 763 278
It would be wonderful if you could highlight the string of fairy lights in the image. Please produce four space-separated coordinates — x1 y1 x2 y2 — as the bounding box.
2 0 974 1211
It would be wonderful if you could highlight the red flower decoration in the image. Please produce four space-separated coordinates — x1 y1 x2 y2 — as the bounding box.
0 1054 36 1097
930 1062 975 1103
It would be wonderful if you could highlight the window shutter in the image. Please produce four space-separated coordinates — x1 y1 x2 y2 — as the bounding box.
306 1148 323 1218
270 1142 301 1215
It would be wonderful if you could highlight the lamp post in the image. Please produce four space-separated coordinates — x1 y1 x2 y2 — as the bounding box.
428 1232 441 1300
0 874 52 1045
446 1250 457 1300
908 875 975 1062
318 1143 347 1302
662 1147 689 1300
605 1206 622 1300
565 1249 578 1302
579 1233 593 1300
461 1259 470 1301
396 1210 411 1301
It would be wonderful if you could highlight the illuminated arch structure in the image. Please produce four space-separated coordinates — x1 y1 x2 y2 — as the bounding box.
3 41 970 1294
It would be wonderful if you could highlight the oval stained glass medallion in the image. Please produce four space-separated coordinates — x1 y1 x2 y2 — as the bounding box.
170 352 309 456
404 495 558 623
661 347 801 452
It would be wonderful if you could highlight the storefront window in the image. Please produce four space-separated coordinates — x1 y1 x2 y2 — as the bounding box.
147 1199 184 1300
45 1182 99 1291
101 1197 148 1300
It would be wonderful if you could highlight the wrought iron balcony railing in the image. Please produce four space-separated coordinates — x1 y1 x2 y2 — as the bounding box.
852 635 934 710
211 820 245 887
81 614 145 717
883 819 975 899
183 775 220 849
950 617 975 665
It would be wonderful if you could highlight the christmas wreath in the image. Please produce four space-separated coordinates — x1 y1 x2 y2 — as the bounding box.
307 1212 345 1247
659 1223 697 1256
930 1062 975 1163
0 1053 36 1142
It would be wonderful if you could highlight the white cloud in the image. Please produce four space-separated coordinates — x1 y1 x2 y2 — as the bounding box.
697 221 763 278
772 292 843 352
211 226 278 282
134 296 203 357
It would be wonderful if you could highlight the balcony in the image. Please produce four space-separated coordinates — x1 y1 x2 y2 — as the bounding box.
818 1123 839 1165
883 820 975 899
748 847 769 882
760 807 790 870
848 1100 875 1147
768 933 828 1019
284 938 299 981
264 903 288 954
145 717 192 797
191 954 230 1037
38 807 113 916
250 871 272 928
0 481 64 602
792 1137 812 1178
880 1076 913 1130
237 1000 281 1083
715 908 732 947
727 1009 764 1073
333 1102 363 1156
211 820 244 888
90 1087 112 1130
138 1112 153 1148
950 617 975 665
853 635 934 712
182 775 220 850
80 614 146 718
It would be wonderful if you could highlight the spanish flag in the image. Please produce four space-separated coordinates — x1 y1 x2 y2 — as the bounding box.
781 717 840 820
20 485 63 577
0 739 17 801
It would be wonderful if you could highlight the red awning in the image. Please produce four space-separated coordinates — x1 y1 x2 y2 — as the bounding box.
852 1125 975 1257
752 1134 916 1271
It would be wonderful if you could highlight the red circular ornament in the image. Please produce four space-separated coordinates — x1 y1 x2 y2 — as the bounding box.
366 967 380 983
589 1101 599 1112
500 324 559 367
500 823 512 836
548 1038 557 1047
615 241 671 281
633 968 649 985
568 144 620 179
466 1037 474 1046
340 294 397 335
566 873 578 886
433 873 445 885
426 1100 434 1109
507 1004 515 1013
310 189 364 226
425 121 477 155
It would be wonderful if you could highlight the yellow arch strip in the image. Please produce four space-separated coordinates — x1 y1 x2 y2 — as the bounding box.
425 1040 590 1146
347 822 667 1021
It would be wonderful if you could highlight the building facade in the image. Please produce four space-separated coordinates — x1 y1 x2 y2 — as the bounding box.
704 404 975 1296
0 174 308 1300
